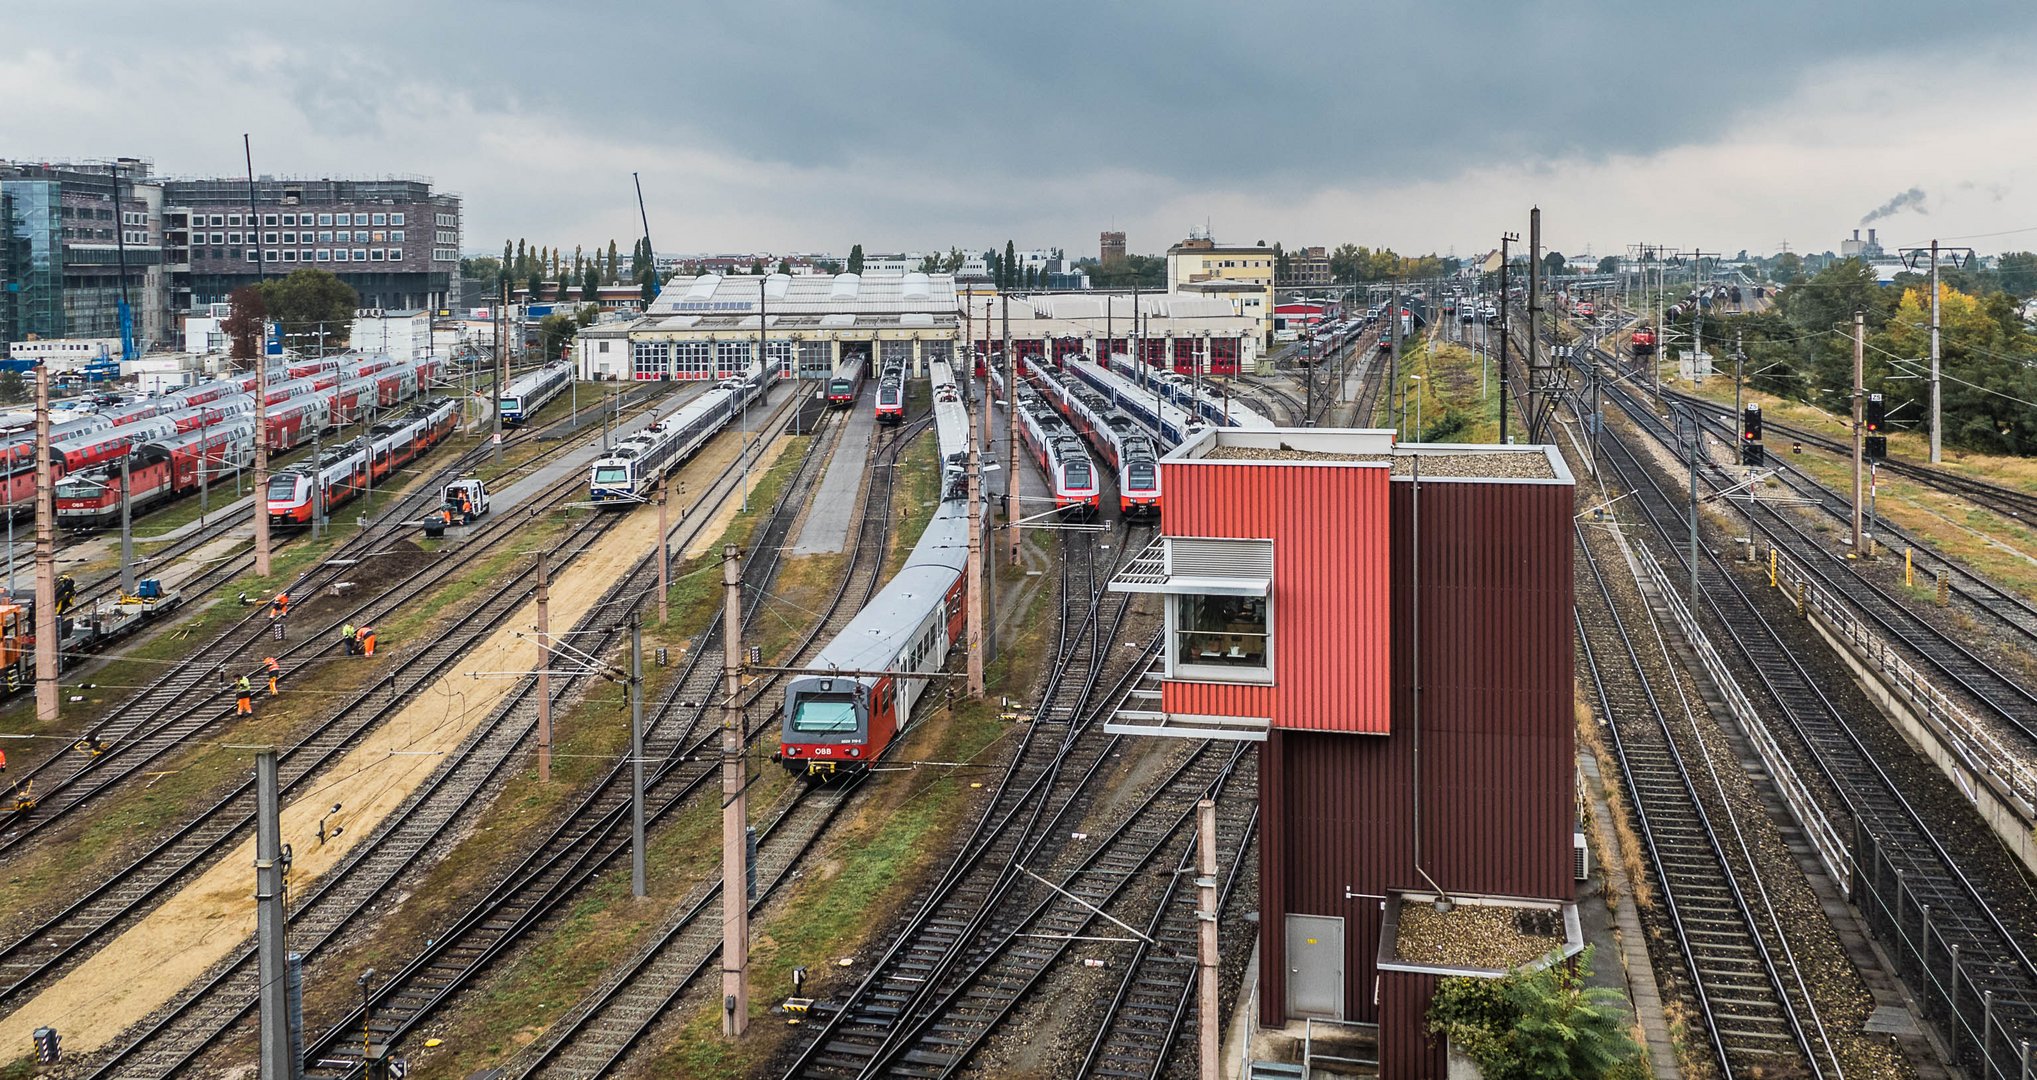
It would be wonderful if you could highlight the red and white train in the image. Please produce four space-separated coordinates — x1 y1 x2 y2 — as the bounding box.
1028 361 1163 517
266 398 459 525
56 419 257 526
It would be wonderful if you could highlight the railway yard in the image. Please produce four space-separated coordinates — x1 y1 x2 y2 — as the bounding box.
0 277 2030 1080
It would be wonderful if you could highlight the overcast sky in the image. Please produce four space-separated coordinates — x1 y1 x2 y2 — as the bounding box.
6 1 2034 262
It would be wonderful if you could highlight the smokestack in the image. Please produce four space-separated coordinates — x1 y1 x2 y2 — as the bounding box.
1852 229 1860 241
1868 227 1877 246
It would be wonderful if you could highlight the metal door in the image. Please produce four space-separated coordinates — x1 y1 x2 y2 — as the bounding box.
1285 914 1344 1019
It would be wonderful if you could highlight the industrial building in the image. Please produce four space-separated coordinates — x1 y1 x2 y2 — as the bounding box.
961 291 1260 376
1167 235 1278 345
1110 428 1580 1079
575 270 960 382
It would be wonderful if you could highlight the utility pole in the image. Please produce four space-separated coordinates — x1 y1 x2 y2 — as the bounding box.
719 545 750 1035
255 749 295 1080
630 609 647 899
1527 207 1547 442
657 474 670 626
1852 311 1868 557
966 438 986 698
1498 232 1518 443
1196 798 1220 1080
34 364 57 726
536 552 552 784
1003 292 1019 566
493 281 506 465
247 134 272 578
1387 283 1400 435
1685 410 1699 606
1929 238 1942 464
1734 330 1746 445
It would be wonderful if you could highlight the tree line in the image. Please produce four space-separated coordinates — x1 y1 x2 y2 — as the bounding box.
1693 256 2037 455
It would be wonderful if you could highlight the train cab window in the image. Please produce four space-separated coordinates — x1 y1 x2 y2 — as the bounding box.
266 474 299 499
592 465 630 487
1173 594 1269 675
1064 459 1092 488
792 694 859 734
1126 461 1156 491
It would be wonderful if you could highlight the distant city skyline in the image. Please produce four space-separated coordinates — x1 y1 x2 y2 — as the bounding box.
8 1 2037 260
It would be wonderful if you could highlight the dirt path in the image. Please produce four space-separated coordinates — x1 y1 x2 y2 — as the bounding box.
0 432 766 1058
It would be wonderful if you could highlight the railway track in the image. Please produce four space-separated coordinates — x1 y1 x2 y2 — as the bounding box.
1076 780 1256 1079
0 418 633 854
1590 374 2037 1078
71 389 804 1079
780 522 1160 1079
282 400 883 1079
1575 523 1838 1076
1603 366 2037 760
1649 379 2037 647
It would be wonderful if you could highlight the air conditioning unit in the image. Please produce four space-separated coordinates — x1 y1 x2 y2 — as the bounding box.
1573 831 1591 881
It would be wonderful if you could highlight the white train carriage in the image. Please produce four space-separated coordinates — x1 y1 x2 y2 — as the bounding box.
1013 385 1100 514
1064 357 1208 447
588 360 777 503
500 361 575 426
777 357 973 779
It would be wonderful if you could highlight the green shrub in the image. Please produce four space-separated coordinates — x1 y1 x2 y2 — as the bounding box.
1428 947 1645 1079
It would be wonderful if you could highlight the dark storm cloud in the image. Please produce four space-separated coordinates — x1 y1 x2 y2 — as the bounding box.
121 0 2022 185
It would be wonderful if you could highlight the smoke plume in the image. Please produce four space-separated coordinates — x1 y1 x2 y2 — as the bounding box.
1860 187 1927 226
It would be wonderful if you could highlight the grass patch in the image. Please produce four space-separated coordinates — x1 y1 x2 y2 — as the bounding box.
883 426 940 580
1383 334 1502 442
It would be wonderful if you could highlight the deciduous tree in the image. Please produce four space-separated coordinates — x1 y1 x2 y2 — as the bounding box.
255 270 354 352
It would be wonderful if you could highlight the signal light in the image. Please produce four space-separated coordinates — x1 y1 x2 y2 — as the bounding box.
1866 392 1885 433
1743 442 1766 466
1866 435 1888 461
1741 403 1762 443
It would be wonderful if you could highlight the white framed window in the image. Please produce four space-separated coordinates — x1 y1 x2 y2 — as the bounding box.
371 212 386 226
282 232 296 244
369 248 384 261
318 231 332 243
263 249 278 260
317 213 333 226
389 229 403 243
371 230 385 243
390 212 405 226
210 232 223 244
210 214 226 226
263 232 278 245
316 249 330 261
246 250 259 262
228 214 242 226
388 248 402 261
281 250 296 261
228 232 242 244
263 214 277 226
352 248 367 261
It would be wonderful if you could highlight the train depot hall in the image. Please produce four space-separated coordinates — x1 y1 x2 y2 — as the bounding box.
574 270 960 382
1108 427 1579 1079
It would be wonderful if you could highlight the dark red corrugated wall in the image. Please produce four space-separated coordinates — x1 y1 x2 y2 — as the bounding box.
1379 970 1447 1079
1258 475 1575 1034
1162 460 1391 733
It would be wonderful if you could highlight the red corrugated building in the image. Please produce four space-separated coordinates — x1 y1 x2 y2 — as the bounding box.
1110 428 1581 1079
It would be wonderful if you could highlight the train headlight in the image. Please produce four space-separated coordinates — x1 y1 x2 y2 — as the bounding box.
783 746 798 756
848 747 861 758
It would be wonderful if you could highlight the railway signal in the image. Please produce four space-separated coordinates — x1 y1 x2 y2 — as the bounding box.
1865 392 1887 460
1740 403 1764 466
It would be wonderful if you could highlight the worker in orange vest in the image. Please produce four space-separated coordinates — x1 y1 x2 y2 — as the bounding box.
263 656 282 696
355 625 377 657
0 746 7 773
270 592 290 619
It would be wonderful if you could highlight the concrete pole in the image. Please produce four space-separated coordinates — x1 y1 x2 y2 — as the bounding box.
255 749 296 1080
631 609 647 899
1929 239 1942 464
34 365 57 726
536 552 552 784
719 544 750 1035
1853 311 1867 557
1197 798 1220 1080
493 283 505 466
254 347 271 578
1004 294 1019 566
1527 207 1543 442
657 474 670 626
966 441 985 698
